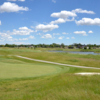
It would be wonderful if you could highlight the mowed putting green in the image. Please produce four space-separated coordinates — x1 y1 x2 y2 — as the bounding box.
0 56 66 79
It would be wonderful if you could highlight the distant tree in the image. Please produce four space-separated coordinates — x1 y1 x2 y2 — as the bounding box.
5 44 10 47
84 47 87 49
94 44 96 47
61 43 65 48
50 44 54 48
89 46 91 49
0 45 5 47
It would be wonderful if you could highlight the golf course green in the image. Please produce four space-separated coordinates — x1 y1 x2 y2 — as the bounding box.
0 48 100 100
0 56 67 79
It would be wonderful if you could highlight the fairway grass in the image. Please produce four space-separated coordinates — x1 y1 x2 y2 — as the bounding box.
0 56 66 79
0 48 100 100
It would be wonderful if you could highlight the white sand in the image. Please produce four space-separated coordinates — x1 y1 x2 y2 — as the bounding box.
75 72 100 76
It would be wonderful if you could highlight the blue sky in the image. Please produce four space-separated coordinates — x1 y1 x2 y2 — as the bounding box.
0 0 100 45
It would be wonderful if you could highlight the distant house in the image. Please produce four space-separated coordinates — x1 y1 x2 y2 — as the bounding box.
68 45 76 49
76 45 83 49
65 46 68 49
93 47 96 49
77 45 89 49
68 44 89 49
87 46 89 49
68 46 74 49
29 46 34 48
81 45 86 49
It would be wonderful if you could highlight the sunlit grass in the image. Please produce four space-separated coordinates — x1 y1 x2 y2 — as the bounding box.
0 48 100 100
0 56 65 79
0 48 100 68
0 73 100 100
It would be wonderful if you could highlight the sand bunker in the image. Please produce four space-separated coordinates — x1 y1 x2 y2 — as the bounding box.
75 72 100 76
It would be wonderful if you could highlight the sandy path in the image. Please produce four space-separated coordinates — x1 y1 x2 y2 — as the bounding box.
15 55 100 70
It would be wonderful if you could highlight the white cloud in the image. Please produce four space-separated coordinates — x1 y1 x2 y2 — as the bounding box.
66 37 70 39
52 0 56 3
58 36 64 40
71 37 75 39
34 30 37 32
74 31 87 36
0 34 20 41
50 9 94 25
88 30 93 33
19 27 28 30
62 32 69 35
18 0 25 2
37 33 42 35
72 8 95 14
51 10 77 19
13 39 18 41
0 31 35 42
0 21 1 25
19 38 28 41
29 35 35 39
53 33 60 36
19 35 34 41
41 34 52 39
7 0 25 2
12 27 34 35
14 42 30 44
0 27 34 42
36 24 59 32
50 17 74 25
0 33 12 39
7 0 17 1
65 17 75 21
0 2 29 13
76 18 100 26
30 26 34 29
50 18 66 24
14 42 25 44
0 32 13 41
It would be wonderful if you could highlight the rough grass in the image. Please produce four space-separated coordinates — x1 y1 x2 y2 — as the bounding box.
20 51 100 68
36 47 100 53
0 48 100 100
0 48 100 68
1 73 100 100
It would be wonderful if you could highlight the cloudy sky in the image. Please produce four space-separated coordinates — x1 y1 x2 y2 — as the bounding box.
0 0 100 45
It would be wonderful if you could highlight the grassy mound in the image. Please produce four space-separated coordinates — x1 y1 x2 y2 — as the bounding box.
0 56 67 79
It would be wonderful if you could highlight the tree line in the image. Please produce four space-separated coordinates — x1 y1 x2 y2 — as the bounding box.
0 43 100 48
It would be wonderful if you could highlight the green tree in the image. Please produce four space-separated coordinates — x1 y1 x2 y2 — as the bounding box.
61 43 65 48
